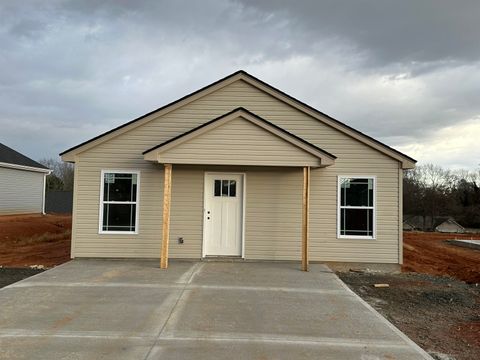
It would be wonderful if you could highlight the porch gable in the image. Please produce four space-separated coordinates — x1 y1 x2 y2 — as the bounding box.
143 108 335 168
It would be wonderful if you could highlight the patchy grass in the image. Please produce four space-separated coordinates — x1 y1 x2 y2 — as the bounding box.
13 230 71 245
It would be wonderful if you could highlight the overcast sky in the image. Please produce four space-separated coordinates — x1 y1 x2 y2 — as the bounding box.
1 0 479 169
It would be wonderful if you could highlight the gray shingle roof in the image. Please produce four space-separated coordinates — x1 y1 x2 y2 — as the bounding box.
0 143 48 170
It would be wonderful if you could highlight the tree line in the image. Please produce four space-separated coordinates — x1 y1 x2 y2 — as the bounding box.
39 158 74 191
404 164 480 229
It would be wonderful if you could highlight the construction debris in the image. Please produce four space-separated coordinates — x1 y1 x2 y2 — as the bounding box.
373 283 389 288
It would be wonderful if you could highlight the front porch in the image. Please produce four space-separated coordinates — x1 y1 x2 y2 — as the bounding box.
141 108 337 270
158 165 313 270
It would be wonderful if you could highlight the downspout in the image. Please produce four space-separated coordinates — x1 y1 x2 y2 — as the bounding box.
398 164 403 265
42 171 51 215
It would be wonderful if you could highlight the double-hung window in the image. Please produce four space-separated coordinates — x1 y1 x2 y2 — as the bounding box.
338 176 375 239
100 171 139 234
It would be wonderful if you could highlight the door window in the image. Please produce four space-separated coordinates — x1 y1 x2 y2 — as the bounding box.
214 179 237 197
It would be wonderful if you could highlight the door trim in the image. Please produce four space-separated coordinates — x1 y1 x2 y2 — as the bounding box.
202 172 246 259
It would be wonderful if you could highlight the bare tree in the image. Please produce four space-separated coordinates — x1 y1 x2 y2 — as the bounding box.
404 164 480 229
417 164 454 190
38 158 75 191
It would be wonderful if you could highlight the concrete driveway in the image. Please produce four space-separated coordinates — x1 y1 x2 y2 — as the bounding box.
0 260 432 359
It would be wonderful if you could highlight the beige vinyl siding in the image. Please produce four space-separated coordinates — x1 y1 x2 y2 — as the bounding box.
169 166 302 259
244 167 302 260
168 167 203 258
0 167 44 215
72 79 401 263
73 161 162 257
157 117 321 167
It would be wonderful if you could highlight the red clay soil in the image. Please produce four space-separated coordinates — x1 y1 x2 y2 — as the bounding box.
1 215 479 283
0 214 71 268
403 232 480 284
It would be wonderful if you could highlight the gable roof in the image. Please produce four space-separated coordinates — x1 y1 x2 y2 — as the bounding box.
143 107 336 167
60 70 416 168
404 215 466 231
0 143 50 173
435 218 465 231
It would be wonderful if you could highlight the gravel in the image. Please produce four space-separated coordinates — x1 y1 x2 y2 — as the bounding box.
338 271 480 360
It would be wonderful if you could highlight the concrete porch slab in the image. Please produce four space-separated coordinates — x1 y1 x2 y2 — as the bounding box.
0 260 432 359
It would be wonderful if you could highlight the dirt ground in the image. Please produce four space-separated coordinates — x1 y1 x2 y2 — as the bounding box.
341 231 480 359
0 214 71 267
339 272 480 360
2 216 478 281
403 231 480 284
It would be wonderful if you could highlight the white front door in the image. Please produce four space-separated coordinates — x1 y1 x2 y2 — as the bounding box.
203 173 243 257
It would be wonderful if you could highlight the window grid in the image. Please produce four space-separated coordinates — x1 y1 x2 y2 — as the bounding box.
100 171 139 234
338 176 375 239
214 179 236 197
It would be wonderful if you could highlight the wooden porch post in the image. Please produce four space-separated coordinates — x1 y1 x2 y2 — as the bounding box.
160 164 172 269
301 166 310 271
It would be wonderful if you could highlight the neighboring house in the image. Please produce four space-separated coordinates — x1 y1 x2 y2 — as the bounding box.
60 70 416 268
0 143 51 215
403 215 428 231
402 220 416 232
403 215 466 233
435 218 465 233
403 215 437 231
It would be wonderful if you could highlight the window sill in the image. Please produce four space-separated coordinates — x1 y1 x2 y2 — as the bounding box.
99 231 138 235
337 235 376 240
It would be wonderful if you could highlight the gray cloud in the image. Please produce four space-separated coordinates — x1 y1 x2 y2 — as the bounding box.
0 0 479 168
237 0 480 66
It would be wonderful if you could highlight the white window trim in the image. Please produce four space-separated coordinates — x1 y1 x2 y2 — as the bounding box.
99 170 140 235
337 175 376 240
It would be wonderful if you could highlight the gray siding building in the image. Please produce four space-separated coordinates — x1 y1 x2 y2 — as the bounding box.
0 143 51 215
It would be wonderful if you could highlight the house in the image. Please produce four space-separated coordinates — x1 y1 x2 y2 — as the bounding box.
435 218 465 233
403 215 466 233
402 220 416 232
402 215 429 231
0 143 51 215
60 70 416 269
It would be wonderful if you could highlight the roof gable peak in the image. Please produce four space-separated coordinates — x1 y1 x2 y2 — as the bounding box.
60 70 415 168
